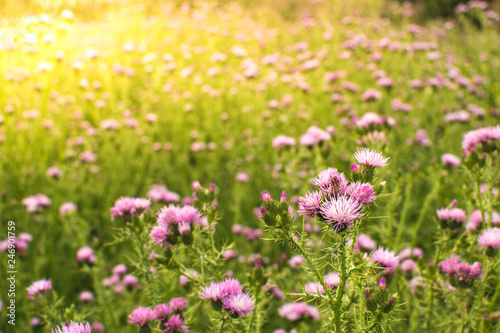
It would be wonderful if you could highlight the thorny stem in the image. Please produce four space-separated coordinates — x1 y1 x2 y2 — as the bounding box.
487 274 500 312
289 234 336 309
474 172 487 230
206 207 223 280
462 260 491 331
218 316 227 333
426 235 443 333
334 238 349 333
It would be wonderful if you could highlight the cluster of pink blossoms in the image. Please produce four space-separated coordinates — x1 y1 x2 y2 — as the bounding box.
278 302 320 322
128 298 189 332
369 247 400 275
147 184 181 203
22 194 51 213
110 197 151 220
462 125 500 153
199 279 256 317
150 204 208 247
27 279 52 300
51 322 92 333
298 149 387 231
439 258 482 287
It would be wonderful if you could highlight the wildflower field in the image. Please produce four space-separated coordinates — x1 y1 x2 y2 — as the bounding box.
0 0 500 332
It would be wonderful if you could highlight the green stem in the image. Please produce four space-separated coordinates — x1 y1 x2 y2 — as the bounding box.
462 260 491 331
474 173 487 229
426 243 441 333
487 274 500 312
411 179 441 249
289 234 335 309
394 176 413 248
334 238 348 333
218 317 227 333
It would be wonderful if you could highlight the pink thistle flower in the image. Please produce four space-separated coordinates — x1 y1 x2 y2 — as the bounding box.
51 321 92 333
22 194 52 213
147 185 180 203
324 272 341 288
320 196 363 231
79 151 97 163
347 182 376 205
436 208 467 223
462 125 500 151
439 259 482 285
444 111 470 123
163 314 189 333
441 154 461 168
123 274 138 287
278 302 320 321
150 224 171 247
399 247 423 260
354 148 388 167
356 234 377 251
361 88 382 101
112 264 127 275
60 202 77 215
199 279 242 302
154 304 170 322
313 168 348 196
167 297 188 314
27 279 52 300
298 191 323 219
78 291 94 302
478 227 500 249
401 259 418 272
288 255 305 269
222 293 256 317
111 197 150 220
128 307 157 326
300 126 331 147
47 166 62 178
76 247 95 264
304 282 325 294
370 247 399 272
235 172 250 182
272 135 296 149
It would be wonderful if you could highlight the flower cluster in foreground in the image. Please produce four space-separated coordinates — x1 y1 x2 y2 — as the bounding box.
150 204 208 247
199 278 256 318
297 148 387 231
51 321 92 333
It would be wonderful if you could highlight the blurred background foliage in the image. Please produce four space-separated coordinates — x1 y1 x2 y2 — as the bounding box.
1 0 499 21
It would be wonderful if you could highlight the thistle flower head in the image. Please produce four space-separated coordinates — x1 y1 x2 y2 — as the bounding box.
199 279 242 302
167 297 188 314
324 272 341 288
320 196 364 232
278 302 320 321
222 293 256 317
27 279 52 300
298 191 323 218
163 314 189 333
478 228 500 249
111 197 150 219
51 321 92 333
370 247 400 272
313 168 348 196
354 148 389 167
439 258 482 286
154 304 170 321
347 182 376 205
304 282 325 294
436 208 467 223
357 234 377 251
128 307 157 326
